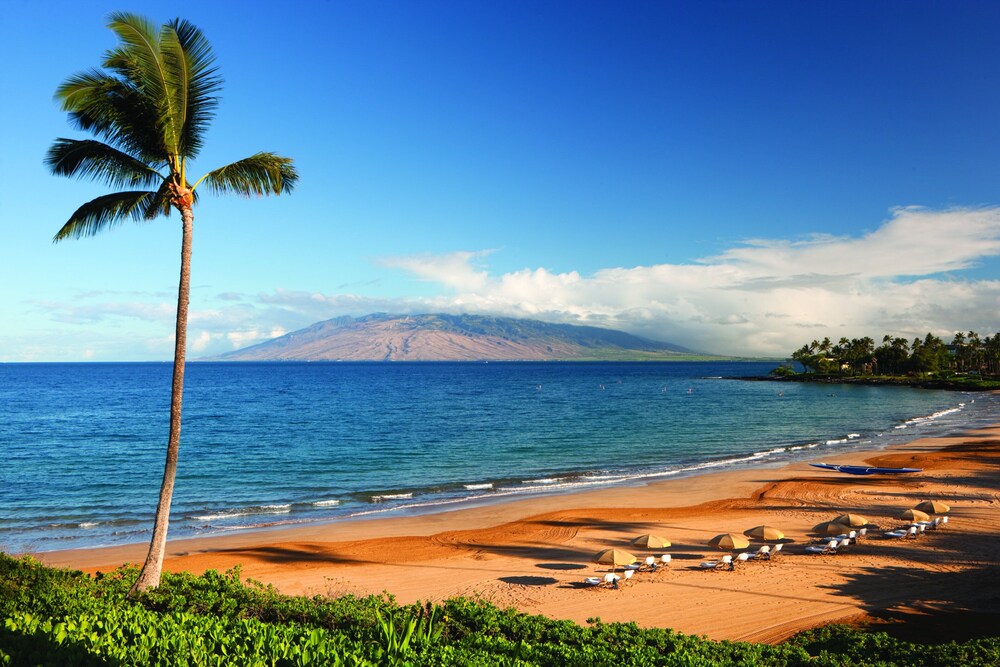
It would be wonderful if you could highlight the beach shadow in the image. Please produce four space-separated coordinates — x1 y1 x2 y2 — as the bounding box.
535 562 586 570
824 561 1000 616
204 545 366 566
498 575 558 586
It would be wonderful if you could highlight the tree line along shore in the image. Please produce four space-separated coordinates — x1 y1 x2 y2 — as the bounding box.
763 331 1000 390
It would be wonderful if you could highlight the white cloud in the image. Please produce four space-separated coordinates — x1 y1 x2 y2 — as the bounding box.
379 250 493 291
24 206 1000 360
365 206 1000 355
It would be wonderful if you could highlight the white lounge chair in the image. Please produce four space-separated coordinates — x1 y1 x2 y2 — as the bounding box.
857 528 868 539
603 572 621 588
768 543 783 559
941 516 949 527
622 569 635 584
906 525 919 539
733 552 751 567
642 556 657 571
884 528 908 538
660 554 672 566
583 577 602 586
805 543 836 554
751 545 771 560
700 555 732 569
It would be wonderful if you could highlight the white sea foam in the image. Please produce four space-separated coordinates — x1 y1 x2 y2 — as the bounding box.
754 447 788 456
522 478 564 485
312 499 341 507
370 493 413 502
463 483 493 490
193 504 291 521
78 522 99 528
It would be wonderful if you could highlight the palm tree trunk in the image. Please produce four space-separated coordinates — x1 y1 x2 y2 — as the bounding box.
130 207 193 595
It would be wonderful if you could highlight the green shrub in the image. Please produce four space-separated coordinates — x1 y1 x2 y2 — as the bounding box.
2 553 999 666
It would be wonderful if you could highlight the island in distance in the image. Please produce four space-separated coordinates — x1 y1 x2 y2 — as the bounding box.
208 313 711 362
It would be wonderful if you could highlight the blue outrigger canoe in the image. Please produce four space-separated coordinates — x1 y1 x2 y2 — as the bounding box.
809 463 922 475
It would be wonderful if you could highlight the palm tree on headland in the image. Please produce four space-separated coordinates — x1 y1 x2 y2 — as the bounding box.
46 12 298 593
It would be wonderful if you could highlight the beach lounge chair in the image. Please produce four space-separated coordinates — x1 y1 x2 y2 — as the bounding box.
700 555 731 569
660 554 672 567
583 577 602 586
857 527 868 539
622 569 635 584
884 528 908 538
729 552 751 569
906 525 919 539
641 556 658 571
805 542 836 554
836 537 851 552
847 530 857 542
941 516 949 527
603 573 621 589
767 543 783 559
749 545 771 560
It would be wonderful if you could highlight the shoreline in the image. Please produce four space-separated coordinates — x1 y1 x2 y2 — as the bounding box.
22 395 987 556
36 422 1000 643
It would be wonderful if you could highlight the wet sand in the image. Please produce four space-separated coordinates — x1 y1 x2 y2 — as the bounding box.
39 426 1000 643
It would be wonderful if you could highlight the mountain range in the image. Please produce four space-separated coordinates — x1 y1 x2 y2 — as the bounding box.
210 313 702 362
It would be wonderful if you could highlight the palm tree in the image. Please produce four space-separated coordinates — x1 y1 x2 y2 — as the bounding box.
46 13 298 593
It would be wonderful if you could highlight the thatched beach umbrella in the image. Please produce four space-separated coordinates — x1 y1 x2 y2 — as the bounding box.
833 513 868 527
630 534 671 549
915 500 951 514
593 548 636 571
814 521 851 536
899 508 930 522
744 525 784 541
707 533 750 551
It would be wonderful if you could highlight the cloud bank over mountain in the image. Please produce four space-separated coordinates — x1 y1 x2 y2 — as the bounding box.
24 206 1000 360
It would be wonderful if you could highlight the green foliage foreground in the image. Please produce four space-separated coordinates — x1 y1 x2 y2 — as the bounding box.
2 554 998 666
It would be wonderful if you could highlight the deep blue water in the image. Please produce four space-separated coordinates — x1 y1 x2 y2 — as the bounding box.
2 361 996 553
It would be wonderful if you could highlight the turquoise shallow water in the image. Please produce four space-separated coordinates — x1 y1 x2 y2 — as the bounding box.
1 361 996 553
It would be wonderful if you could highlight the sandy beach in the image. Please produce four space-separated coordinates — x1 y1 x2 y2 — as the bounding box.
39 425 1000 643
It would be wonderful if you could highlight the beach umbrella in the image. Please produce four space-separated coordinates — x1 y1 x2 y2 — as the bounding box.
630 534 671 549
915 500 951 514
744 525 784 541
898 508 930 522
707 533 750 551
833 513 868 527
814 521 851 536
593 548 636 571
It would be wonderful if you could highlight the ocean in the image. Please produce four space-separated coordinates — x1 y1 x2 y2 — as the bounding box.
2 361 996 554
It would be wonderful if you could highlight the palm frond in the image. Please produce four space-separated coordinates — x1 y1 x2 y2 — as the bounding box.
45 138 163 189
199 153 299 197
107 12 182 158
56 69 166 166
162 18 221 160
52 191 166 242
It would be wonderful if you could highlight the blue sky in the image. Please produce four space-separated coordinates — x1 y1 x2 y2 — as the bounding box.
3 0 1000 360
